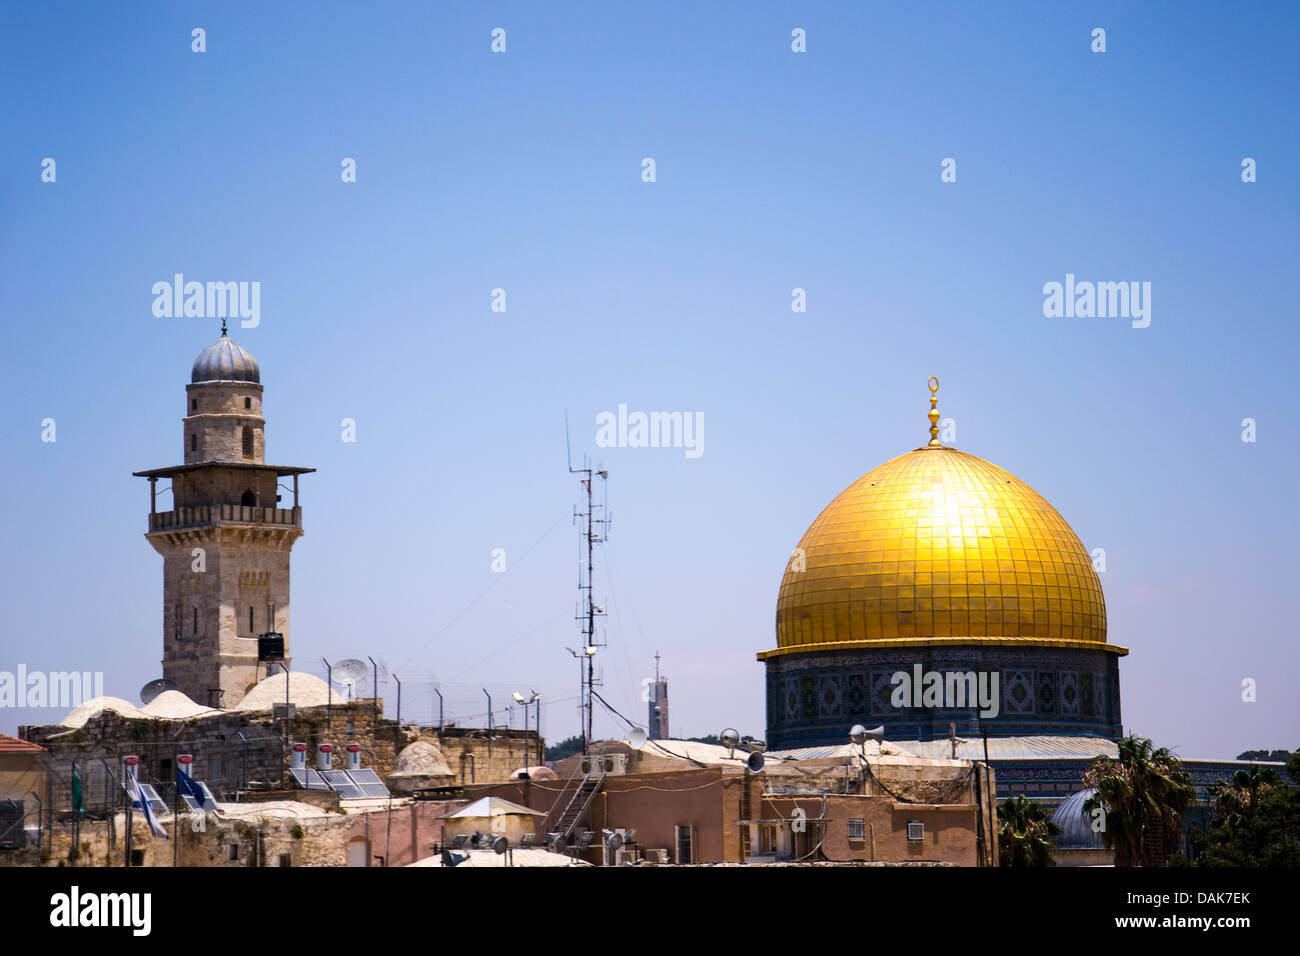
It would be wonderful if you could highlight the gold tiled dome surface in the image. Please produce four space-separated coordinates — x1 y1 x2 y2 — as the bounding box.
765 446 1122 660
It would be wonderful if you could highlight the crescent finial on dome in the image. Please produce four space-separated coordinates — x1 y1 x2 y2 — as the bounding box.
927 376 941 446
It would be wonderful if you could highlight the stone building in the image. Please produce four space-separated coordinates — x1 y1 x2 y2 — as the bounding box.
476 736 998 865
133 322 314 708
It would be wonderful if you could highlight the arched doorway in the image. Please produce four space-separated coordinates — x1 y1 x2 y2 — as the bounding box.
346 837 369 867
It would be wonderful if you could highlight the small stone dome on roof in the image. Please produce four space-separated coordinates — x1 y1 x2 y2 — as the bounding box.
139 690 218 720
391 740 453 778
58 696 143 729
235 672 335 712
192 328 260 384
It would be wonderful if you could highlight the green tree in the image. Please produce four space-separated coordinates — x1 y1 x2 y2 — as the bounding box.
1082 734 1196 867
544 735 584 762
1192 748 1300 866
997 794 1060 867
1235 749 1292 763
1210 765 1278 832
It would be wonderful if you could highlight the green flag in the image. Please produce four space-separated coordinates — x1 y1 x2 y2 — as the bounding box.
71 762 83 814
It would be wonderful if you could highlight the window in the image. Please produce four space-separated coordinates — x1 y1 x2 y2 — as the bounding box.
249 606 254 633
191 398 197 411
227 844 239 862
907 821 925 843
244 397 252 409
278 853 292 867
675 824 693 864
242 426 254 459
160 758 172 779
130 850 145 867
191 434 197 452
241 490 256 507
193 607 198 636
847 818 865 841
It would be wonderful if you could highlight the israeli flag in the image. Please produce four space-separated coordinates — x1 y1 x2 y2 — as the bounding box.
126 773 168 839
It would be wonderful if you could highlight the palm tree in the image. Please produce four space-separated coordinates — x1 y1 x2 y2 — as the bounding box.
1210 765 1279 831
997 794 1060 866
1083 734 1196 866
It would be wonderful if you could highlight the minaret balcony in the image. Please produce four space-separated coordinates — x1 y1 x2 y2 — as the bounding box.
148 504 302 532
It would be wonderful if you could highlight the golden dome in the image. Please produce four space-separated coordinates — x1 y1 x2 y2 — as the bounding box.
763 444 1125 660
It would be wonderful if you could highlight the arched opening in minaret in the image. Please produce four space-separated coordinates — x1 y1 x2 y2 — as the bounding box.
241 489 256 508
242 425 254 459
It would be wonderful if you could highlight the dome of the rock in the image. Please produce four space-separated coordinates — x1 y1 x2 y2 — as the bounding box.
760 379 1126 748
768 445 1114 657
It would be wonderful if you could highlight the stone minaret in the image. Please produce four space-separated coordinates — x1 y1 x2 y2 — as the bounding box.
647 652 669 739
135 323 314 708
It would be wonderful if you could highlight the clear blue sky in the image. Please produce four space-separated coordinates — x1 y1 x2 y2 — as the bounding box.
1 2 1296 759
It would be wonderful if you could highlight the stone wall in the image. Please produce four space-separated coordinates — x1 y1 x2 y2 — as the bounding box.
22 700 540 812
184 381 265 465
0 806 355 868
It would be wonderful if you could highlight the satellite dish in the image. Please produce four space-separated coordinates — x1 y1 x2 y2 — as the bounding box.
628 726 648 750
140 678 180 705
333 659 367 700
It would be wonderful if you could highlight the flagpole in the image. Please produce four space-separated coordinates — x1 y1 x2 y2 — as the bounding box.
124 793 133 867
173 759 179 868
71 760 78 867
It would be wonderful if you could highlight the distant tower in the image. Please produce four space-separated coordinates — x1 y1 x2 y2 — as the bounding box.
134 323 314 708
647 651 669 739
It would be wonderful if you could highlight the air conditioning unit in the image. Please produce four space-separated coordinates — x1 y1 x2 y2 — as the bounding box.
583 753 628 776
603 753 627 776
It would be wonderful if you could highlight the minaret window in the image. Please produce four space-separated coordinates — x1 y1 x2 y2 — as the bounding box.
191 399 197 411
245 397 252 409
241 489 256 507
242 426 254 459
191 434 197 452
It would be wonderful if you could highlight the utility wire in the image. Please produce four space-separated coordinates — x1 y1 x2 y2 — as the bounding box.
395 512 568 672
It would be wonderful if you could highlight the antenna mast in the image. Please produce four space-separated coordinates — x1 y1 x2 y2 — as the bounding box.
568 419 609 755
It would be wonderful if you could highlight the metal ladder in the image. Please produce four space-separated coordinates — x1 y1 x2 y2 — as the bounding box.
544 752 607 843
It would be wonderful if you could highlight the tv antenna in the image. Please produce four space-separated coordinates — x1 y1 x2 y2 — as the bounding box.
565 411 609 754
